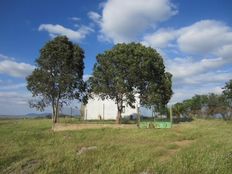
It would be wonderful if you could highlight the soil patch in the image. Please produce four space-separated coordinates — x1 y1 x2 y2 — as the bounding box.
77 146 97 155
53 123 137 131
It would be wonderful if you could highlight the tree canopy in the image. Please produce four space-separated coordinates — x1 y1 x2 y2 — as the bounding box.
89 43 173 123
27 36 86 123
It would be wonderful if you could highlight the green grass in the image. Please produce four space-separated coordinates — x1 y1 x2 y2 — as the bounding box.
0 119 232 174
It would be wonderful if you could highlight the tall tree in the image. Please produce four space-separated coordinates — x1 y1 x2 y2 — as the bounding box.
89 43 172 123
89 44 135 124
27 36 86 123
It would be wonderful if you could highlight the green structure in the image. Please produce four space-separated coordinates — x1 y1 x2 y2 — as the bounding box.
139 107 173 129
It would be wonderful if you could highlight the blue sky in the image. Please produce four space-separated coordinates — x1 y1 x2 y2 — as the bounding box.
0 0 232 115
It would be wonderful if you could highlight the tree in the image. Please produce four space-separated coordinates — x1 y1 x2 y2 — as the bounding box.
223 80 232 107
173 102 185 118
172 92 232 120
89 43 172 123
206 93 220 116
222 80 232 120
141 72 173 116
128 44 173 117
89 44 135 124
27 36 87 123
189 95 208 116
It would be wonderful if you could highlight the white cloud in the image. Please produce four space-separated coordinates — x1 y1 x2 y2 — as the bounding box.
165 56 231 103
0 59 35 78
217 44 232 60
69 17 81 21
90 0 177 43
88 11 101 25
142 28 177 48
177 20 232 54
39 24 94 42
166 57 226 80
143 20 232 55
179 71 232 86
0 54 15 61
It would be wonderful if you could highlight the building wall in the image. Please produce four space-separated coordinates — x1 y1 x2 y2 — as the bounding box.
84 95 139 120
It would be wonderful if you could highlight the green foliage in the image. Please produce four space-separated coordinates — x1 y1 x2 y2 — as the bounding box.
27 36 86 123
173 92 232 120
173 80 232 120
223 79 232 107
90 43 173 123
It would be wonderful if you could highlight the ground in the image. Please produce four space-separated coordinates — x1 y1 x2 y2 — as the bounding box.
53 122 136 131
0 118 232 174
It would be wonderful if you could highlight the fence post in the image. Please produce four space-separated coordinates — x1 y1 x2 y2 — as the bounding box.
137 104 140 127
170 106 173 126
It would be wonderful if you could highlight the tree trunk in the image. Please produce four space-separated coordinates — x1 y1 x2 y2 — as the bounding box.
51 99 59 124
53 105 57 123
116 110 121 124
116 99 123 124
152 106 155 121
54 102 59 123
52 100 55 123
115 96 123 124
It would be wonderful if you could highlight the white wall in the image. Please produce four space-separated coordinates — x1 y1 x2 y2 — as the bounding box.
84 95 139 120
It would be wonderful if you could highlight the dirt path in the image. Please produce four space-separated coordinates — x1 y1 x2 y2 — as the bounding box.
53 123 137 131
159 140 195 162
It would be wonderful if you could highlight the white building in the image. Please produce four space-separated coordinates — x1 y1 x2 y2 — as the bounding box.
82 95 140 120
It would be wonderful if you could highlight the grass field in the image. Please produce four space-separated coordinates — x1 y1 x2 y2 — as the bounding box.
0 119 232 174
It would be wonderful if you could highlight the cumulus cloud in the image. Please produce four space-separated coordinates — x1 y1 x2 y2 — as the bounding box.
177 20 232 54
39 24 94 42
217 44 232 60
178 71 232 86
143 20 232 55
142 28 177 48
89 0 177 43
166 57 226 80
166 55 232 104
165 55 231 103
0 59 35 78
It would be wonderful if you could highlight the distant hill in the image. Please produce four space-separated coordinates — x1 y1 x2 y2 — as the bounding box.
26 113 51 117
0 111 83 119
0 113 51 119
